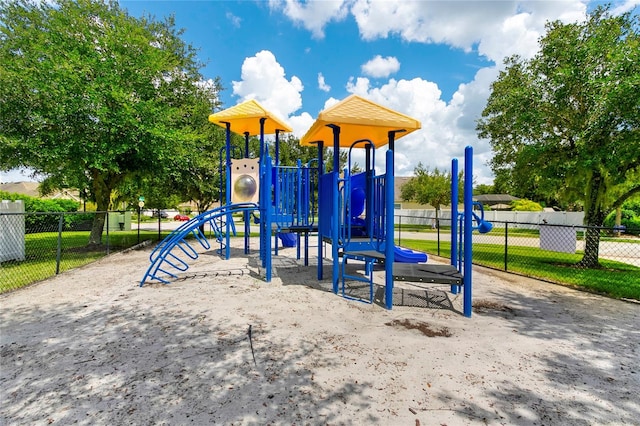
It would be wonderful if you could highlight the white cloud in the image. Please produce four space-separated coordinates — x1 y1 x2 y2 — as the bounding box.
232 50 304 122
344 70 497 184
226 11 241 28
611 0 639 15
361 55 400 78
351 1 517 52
270 0 594 184
288 112 315 138
323 97 341 110
276 0 587 62
318 72 331 92
269 0 350 38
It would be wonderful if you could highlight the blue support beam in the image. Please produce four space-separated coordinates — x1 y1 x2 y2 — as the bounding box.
463 146 473 317
384 149 395 309
224 122 232 260
315 141 324 280
450 158 459 294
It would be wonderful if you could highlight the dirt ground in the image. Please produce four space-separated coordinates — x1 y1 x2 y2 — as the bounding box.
1 238 639 425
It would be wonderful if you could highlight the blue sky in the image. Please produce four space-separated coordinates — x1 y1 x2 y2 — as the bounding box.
2 0 638 185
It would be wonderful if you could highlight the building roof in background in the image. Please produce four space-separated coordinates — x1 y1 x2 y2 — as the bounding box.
1 182 40 198
1 182 80 202
473 194 520 205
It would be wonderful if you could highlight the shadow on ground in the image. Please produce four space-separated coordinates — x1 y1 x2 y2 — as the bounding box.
0 299 376 424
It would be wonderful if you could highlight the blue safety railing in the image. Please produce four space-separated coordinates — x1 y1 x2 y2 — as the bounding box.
272 160 317 231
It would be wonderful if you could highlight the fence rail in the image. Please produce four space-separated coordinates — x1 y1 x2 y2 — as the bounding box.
2 210 638 295
0 210 183 293
395 214 640 298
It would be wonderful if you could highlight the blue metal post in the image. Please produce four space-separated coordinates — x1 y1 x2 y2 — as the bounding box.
332 171 339 294
274 129 281 255
225 122 232 260
463 146 473 317
259 118 266 163
265 155 273 282
328 124 340 174
275 130 280 165
451 158 459 294
258 118 266 263
296 159 302 225
328 124 341 294
384 149 395 309
316 141 324 280
244 132 250 254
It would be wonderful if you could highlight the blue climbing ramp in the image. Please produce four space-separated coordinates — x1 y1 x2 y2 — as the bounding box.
140 203 258 286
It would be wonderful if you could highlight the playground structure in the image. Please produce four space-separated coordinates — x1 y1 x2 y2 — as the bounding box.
140 95 491 317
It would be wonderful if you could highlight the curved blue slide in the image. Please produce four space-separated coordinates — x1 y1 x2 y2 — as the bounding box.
277 232 297 247
350 179 427 264
394 246 428 263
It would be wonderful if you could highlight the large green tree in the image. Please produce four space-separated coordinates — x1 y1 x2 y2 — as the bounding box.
400 163 463 225
0 0 218 245
477 6 640 268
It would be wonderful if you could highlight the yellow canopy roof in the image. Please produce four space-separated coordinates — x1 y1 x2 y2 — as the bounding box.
208 99 293 135
300 95 421 148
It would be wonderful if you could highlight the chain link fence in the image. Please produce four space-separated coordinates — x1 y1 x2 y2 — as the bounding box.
396 214 640 298
3 209 639 297
0 210 179 293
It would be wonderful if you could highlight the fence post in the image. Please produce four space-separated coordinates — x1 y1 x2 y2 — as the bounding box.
504 222 508 271
106 212 110 255
56 213 64 274
398 215 401 245
437 217 440 256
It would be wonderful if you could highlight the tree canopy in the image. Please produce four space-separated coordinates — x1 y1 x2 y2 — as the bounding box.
0 0 219 244
400 163 463 224
477 6 640 267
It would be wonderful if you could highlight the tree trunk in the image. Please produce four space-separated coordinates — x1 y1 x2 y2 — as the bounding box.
578 172 606 268
580 224 602 268
88 172 112 246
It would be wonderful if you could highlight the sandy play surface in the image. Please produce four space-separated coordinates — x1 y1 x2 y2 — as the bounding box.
1 238 639 425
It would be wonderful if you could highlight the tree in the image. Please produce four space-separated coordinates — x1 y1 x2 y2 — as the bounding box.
400 163 463 225
474 184 496 196
0 0 219 245
477 6 640 268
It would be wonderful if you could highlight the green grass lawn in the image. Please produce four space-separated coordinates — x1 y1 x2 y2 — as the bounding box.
399 238 640 300
3 230 639 301
0 230 168 293
396 225 640 244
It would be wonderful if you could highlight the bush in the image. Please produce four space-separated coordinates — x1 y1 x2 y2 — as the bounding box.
622 199 640 216
604 209 640 236
64 213 96 231
1 190 81 233
511 199 544 211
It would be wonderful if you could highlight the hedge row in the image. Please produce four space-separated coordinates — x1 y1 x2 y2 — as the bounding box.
0 190 94 233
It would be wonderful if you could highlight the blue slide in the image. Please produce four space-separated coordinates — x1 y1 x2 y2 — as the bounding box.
394 246 428 263
278 232 297 247
349 176 427 264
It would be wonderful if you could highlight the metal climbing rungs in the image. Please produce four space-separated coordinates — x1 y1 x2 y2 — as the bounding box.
140 203 257 286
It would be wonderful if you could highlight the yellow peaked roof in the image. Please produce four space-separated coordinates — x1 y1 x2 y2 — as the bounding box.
208 99 293 135
300 95 421 148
